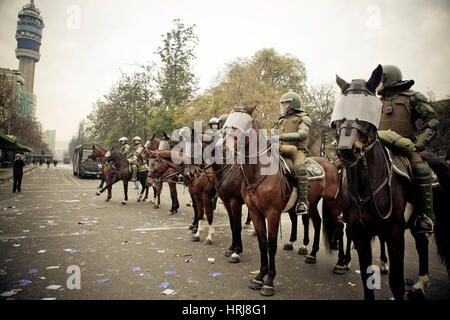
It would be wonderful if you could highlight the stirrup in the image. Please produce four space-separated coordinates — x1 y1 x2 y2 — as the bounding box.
296 202 308 215
414 215 434 234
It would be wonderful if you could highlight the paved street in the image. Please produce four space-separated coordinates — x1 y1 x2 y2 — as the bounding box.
0 164 449 300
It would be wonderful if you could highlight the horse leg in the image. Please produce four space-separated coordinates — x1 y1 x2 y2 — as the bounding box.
243 209 252 228
224 201 237 257
379 236 389 274
153 183 161 209
260 212 280 297
298 214 310 255
121 180 128 205
248 210 268 292
386 231 406 300
192 197 205 242
228 200 243 263
283 209 297 251
353 233 375 300
305 201 321 264
204 196 215 245
169 181 179 214
333 224 347 274
408 230 430 300
343 224 352 270
106 185 112 202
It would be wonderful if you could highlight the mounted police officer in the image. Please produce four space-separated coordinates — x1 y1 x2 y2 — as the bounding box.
119 137 130 155
127 136 143 182
207 117 220 134
377 65 439 233
273 91 311 215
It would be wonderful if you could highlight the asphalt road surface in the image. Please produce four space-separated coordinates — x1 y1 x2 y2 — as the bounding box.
0 164 449 300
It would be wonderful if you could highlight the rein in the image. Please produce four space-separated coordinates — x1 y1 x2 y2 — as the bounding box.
342 131 394 223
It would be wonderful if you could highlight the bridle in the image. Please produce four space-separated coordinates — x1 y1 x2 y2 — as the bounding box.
338 120 394 222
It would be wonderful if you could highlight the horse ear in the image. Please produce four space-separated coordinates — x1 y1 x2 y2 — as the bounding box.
150 134 155 140
366 64 383 94
336 75 350 93
247 103 257 114
111 147 114 151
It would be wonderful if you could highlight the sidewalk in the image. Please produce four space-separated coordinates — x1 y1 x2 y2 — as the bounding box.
0 164 37 184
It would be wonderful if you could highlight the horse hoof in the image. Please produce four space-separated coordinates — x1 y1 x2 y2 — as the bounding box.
96 192 100 196
332 266 346 275
192 236 200 242
283 243 294 251
407 288 425 300
105 199 110 202
248 279 263 290
142 199 146 202
260 285 275 296
305 255 317 264
204 239 212 245
191 228 198 234
137 199 141 202
224 250 233 257
121 201 127 205
154 205 159 209
298 247 309 255
228 256 240 263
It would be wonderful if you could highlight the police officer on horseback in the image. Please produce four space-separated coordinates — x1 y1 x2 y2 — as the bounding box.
119 137 130 155
377 65 439 233
127 136 143 182
273 91 311 215
207 117 220 134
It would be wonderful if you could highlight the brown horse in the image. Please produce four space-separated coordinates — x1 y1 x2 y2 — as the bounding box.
88 144 115 202
222 104 337 296
146 148 217 244
96 149 148 205
89 144 152 202
139 144 181 214
202 132 345 267
333 65 450 300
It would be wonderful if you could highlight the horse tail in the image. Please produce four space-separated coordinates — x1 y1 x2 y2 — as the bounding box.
421 152 450 276
322 198 338 254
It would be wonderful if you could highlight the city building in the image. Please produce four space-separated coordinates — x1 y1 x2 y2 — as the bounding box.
45 129 56 156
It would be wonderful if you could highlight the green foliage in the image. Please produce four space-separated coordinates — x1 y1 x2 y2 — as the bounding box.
155 18 199 110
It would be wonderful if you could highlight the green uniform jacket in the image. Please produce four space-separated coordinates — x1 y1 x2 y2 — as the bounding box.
379 90 439 152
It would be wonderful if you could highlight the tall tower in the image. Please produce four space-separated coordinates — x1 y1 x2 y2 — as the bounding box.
15 0 44 94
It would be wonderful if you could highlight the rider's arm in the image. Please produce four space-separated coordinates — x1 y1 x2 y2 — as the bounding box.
413 92 439 152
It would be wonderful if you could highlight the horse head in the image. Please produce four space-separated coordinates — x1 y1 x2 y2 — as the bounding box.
222 104 258 160
332 64 383 166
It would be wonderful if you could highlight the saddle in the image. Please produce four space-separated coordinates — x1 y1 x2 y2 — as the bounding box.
278 156 325 213
383 147 439 187
279 156 325 182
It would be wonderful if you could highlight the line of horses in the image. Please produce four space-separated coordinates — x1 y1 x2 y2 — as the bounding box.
88 67 449 300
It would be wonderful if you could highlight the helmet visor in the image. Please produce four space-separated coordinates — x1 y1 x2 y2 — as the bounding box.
222 111 253 131
330 94 382 129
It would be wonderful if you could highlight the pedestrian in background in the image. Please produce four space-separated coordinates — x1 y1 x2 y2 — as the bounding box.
13 154 25 193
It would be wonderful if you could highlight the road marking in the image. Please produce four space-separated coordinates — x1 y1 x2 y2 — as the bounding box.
132 224 229 232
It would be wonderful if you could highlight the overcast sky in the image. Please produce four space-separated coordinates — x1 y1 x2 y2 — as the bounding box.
0 0 449 142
